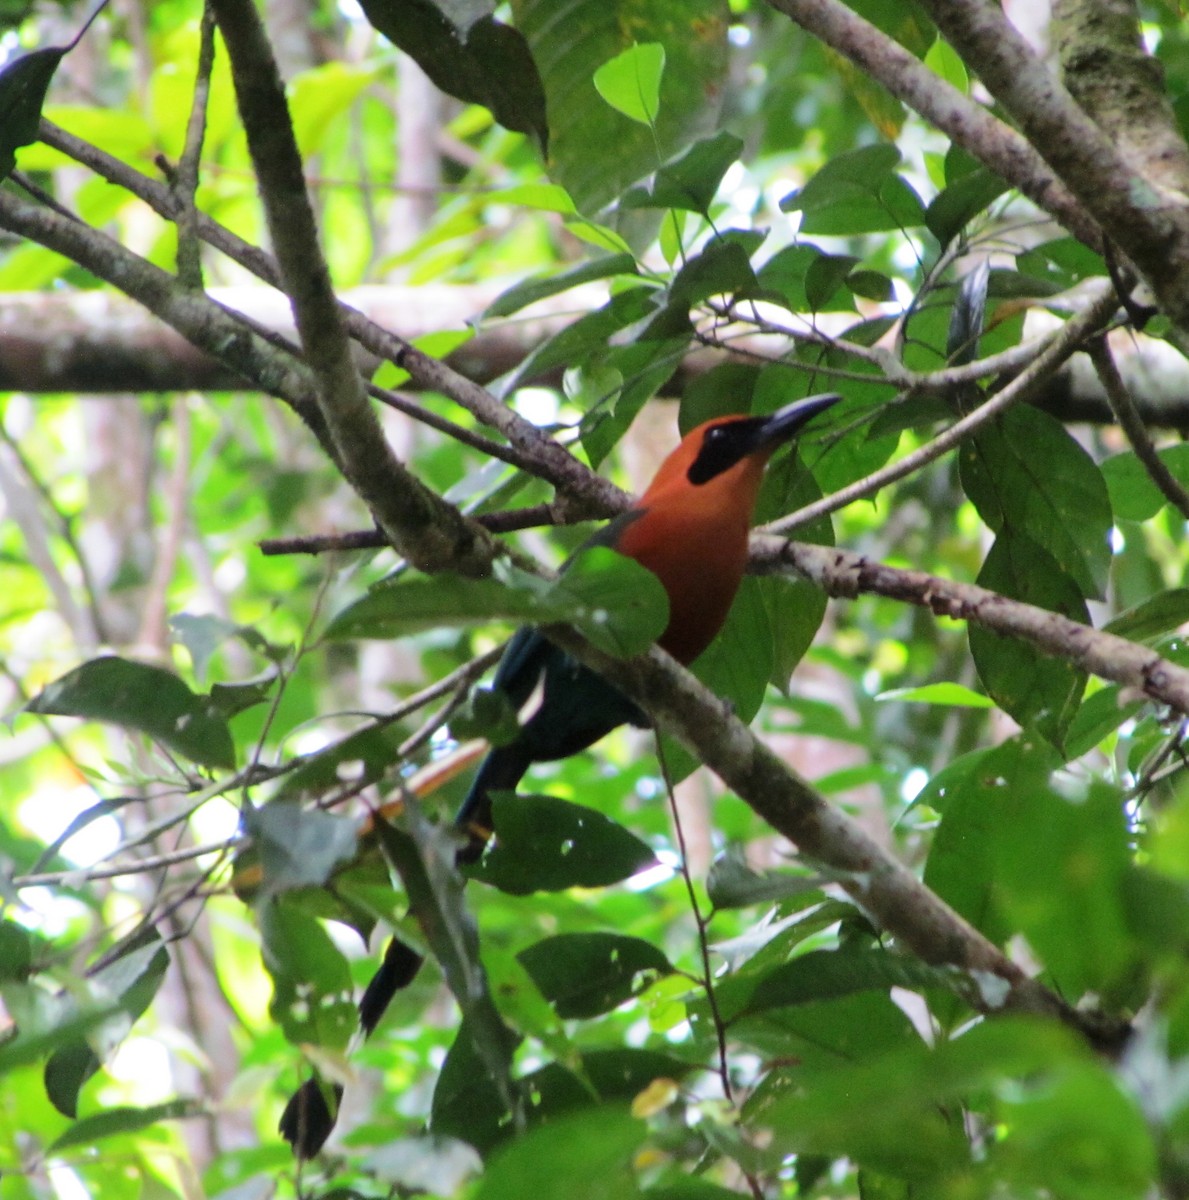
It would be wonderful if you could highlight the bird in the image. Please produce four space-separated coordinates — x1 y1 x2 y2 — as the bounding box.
454 390 842 863
284 392 841 1156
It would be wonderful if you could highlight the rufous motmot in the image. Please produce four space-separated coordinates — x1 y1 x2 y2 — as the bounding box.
359 392 841 1028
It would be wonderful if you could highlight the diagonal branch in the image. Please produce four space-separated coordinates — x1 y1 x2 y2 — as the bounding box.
766 0 1102 250
209 0 495 577
910 0 1189 330
38 118 624 514
537 622 1127 1050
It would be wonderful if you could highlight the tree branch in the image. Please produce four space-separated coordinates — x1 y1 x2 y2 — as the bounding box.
536 622 1125 1048
209 0 495 576
766 0 1103 249
912 0 1189 330
763 539 1189 715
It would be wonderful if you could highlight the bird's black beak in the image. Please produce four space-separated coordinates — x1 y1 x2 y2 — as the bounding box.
686 392 842 486
752 392 842 452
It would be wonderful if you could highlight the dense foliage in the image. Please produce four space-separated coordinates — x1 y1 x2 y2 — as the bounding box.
5 0 1189 1197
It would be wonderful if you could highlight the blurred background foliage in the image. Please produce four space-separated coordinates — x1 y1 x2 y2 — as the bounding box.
3 0 1189 1197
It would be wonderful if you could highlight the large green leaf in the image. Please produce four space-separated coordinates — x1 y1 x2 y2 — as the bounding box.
511 0 730 215
470 794 658 894
781 144 926 234
1102 442 1189 521
258 901 356 1049
959 405 1112 599
968 533 1088 750
25 656 235 770
325 550 667 659
519 932 674 1017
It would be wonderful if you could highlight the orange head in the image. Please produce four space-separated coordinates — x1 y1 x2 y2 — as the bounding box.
615 392 841 664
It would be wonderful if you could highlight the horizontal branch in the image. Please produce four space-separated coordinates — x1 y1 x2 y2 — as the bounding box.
763 538 1189 714
4 286 1188 428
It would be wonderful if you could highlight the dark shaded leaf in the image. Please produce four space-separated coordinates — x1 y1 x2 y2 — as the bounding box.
25 656 234 770
621 131 744 215
359 0 547 150
969 533 1087 749
925 166 1010 246
470 793 658 894
518 932 674 1017
960 406 1112 599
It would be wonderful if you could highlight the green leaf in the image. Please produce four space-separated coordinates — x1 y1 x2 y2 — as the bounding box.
259 901 355 1049
324 562 556 640
667 239 759 308
781 145 926 235
960 405 1112 599
1102 443 1189 521
876 682 993 708
1063 685 1144 760
475 1105 647 1200
511 0 729 214
244 802 360 896
504 285 657 392
805 252 859 311
1105 588 1189 642
372 810 520 1110
925 165 1010 245
0 46 66 181
358 0 548 150
713 947 968 1024
922 741 1050 945
706 854 834 909
483 252 639 319
621 131 744 215
45 930 169 1118
519 933 674 1017
969 533 1088 749
48 1098 204 1153
593 42 665 125
553 547 670 658
757 243 864 313
24 655 234 769
470 794 658 894
276 724 407 800
932 736 1136 998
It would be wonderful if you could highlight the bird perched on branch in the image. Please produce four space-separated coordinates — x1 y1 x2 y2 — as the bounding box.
284 392 840 1156
453 390 842 863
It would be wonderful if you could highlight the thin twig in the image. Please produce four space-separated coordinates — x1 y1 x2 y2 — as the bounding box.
1088 336 1189 520
764 280 1119 534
